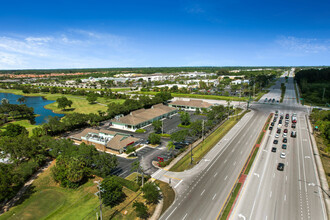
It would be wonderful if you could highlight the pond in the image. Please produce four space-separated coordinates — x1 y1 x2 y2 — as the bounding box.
0 92 65 125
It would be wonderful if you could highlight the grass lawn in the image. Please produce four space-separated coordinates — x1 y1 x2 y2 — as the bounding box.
170 111 249 172
244 148 259 175
0 161 153 220
155 180 175 216
0 120 40 136
0 88 125 114
220 183 242 220
314 133 330 186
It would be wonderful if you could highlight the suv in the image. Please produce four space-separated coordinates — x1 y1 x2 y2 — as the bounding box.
291 131 297 138
277 163 285 171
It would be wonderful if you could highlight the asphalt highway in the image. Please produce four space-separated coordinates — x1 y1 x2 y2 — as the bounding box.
230 69 327 220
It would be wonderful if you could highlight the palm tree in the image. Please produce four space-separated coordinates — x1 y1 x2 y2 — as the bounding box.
167 141 175 157
1 98 9 105
17 97 26 104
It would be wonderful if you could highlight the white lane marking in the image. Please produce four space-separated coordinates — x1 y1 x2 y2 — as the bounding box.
238 214 246 220
284 194 286 201
212 194 217 200
214 172 218 177
174 180 183 189
286 176 288 182
232 148 235 152
233 161 237 166
254 173 260 178
305 156 310 159
165 207 177 220
270 191 272 198
201 189 205 196
182 213 188 220
224 175 228 181
273 173 275 178
224 159 227 164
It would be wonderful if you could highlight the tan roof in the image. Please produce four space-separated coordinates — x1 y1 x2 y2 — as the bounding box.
107 135 139 151
111 104 176 126
170 99 212 108
70 128 116 140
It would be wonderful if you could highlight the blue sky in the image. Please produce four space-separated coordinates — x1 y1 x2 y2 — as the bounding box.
0 0 329 69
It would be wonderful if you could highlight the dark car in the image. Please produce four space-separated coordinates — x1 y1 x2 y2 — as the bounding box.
280 116 284 120
283 138 287 143
282 144 287 149
279 119 283 124
277 163 285 171
273 140 278 144
291 124 296 129
285 114 289 119
271 122 275 126
284 129 288 133
272 147 277 152
291 131 297 138
269 126 273 130
277 128 281 134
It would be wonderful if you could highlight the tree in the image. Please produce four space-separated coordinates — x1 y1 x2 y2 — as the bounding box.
152 120 162 133
170 129 188 143
133 201 149 219
17 97 26 104
0 123 28 137
101 176 125 207
180 112 190 126
56 97 73 110
86 93 98 104
141 182 160 204
189 120 203 138
148 133 161 145
1 98 9 105
166 141 175 156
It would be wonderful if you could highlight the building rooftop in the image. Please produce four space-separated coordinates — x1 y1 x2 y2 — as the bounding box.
170 99 213 109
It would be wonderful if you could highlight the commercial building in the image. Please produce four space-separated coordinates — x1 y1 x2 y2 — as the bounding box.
168 99 213 111
110 104 177 131
70 128 139 154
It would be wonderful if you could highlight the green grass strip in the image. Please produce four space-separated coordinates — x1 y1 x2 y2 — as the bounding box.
170 111 249 172
220 183 242 220
294 82 299 103
244 147 259 175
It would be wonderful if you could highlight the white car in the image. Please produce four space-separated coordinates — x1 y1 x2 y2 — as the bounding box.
280 152 286 159
283 133 287 138
275 133 279 138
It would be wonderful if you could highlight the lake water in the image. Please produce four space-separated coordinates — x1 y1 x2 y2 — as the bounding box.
0 92 64 125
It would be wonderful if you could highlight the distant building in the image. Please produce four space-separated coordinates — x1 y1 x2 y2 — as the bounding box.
110 104 177 131
169 99 213 111
70 128 139 154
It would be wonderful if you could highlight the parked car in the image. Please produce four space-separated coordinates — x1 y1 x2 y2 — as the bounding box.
269 126 273 130
282 144 287 149
275 133 279 138
274 140 278 144
277 163 285 171
272 147 277 152
284 129 288 133
280 152 286 159
292 124 296 129
285 114 289 119
291 131 297 138
277 128 281 134
283 133 287 138
271 122 275 126
283 138 287 143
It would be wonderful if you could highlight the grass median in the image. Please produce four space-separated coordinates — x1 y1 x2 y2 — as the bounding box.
155 180 175 216
170 111 249 172
220 183 242 220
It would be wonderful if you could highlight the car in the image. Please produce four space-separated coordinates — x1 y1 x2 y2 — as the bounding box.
269 126 273 130
291 131 297 137
279 119 283 124
275 133 279 138
272 147 277 152
273 140 278 144
275 110 279 114
285 114 289 119
280 115 284 120
285 119 289 123
273 118 277 122
283 133 287 138
285 123 288 127
291 124 296 128
283 138 287 143
277 128 281 134
277 163 285 171
271 122 275 126
280 152 286 159
282 144 287 149
264 98 268 102
276 100 279 103
284 129 288 133
272 98 275 103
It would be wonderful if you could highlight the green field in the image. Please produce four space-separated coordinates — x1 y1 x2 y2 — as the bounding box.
0 161 152 220
0 120 40 136
0 89 125 114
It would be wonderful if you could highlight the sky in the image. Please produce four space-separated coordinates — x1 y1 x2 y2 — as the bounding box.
0 0 329 69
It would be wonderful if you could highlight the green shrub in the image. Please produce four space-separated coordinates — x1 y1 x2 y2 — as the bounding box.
135 129 146 133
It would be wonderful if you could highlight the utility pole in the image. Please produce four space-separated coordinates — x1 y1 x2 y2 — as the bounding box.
96 181 103 220
202 120 205 149
322 88 326 101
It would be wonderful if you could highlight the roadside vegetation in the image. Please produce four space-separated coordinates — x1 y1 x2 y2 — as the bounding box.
295 68 330 106
220 183 242 220
310 109 330 185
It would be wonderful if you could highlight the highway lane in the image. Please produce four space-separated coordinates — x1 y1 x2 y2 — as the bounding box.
159 108 269 220
231 68 326 220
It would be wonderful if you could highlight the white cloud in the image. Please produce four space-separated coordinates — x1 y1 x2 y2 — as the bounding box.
276 36 329 54
0 30 136 69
